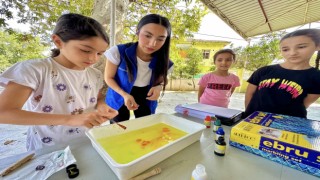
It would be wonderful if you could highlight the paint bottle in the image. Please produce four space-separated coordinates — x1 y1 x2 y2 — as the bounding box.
215 127 225 141
214 136 226 156
212 119 221 132
204 115 211 128
191 164 207 180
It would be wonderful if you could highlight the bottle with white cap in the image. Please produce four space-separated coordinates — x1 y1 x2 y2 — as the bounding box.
191 164 207 180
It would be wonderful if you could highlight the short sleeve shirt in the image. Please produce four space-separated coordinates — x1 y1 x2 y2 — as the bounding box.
104 46 152 87
198 73 240 108
0 58 103 150
244 64 320 118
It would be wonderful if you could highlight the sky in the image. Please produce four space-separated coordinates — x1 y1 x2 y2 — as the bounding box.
193 12 248 48
7 12 249 48
8 10 320 48
194 12 320 48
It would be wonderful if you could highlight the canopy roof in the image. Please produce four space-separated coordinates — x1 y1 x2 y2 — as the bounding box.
200 0 320 39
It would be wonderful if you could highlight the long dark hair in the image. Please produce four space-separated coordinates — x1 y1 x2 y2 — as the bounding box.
127 14 171 90
281 29 320 69
51 13 109 57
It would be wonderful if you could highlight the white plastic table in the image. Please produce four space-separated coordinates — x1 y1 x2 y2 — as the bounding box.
0 114 318 180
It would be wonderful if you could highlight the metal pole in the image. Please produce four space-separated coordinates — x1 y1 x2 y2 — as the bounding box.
110 0 116 46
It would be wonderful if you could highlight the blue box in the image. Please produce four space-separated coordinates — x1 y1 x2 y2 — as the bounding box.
230 111 320 177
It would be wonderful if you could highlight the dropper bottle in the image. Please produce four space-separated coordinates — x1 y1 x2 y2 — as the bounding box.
213 119 221 132
191 164 207 180
204 115 211 128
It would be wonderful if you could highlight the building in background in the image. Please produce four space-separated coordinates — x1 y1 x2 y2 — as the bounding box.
176 38 230 69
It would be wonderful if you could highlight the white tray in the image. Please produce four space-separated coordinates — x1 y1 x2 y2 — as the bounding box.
86 113 205 180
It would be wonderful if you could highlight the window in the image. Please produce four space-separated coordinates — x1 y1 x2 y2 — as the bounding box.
202 50 210 59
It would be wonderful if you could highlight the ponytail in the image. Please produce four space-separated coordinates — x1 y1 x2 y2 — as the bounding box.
51 48 60 57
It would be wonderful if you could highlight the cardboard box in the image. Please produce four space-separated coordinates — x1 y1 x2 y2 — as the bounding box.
230 111 320 177
86 113 205 180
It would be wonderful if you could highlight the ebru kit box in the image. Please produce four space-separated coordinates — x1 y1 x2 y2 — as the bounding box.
229 111 320 177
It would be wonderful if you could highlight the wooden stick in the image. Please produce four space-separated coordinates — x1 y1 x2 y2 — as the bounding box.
0 153 35 177
110 119 127 130
130 167 162 180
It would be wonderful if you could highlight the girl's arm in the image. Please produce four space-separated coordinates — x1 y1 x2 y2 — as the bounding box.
198 86 205 102
0 82 110 128
146 65 173 101
304 94 320 108
104 59 138 110
245 83 257 109
146 85 162 101
96 89 118 118
230 87 236 95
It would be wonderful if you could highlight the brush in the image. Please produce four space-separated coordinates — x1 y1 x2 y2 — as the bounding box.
110 119 127 130
0 153 35 177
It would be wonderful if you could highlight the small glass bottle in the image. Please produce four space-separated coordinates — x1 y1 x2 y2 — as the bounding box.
212 119 221 132
204 115 211 128
214 136 226 156
191 164 207 180
215 127 225 141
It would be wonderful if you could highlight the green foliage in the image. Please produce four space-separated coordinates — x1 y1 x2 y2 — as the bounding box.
169 42 185 79
1 0 94 41
28 0 94 41
2 0 206 43
170 47 202 89
171 47 203 80
124 0 207 42
234 32 284 71
184 47 203 89
208 64 216 72
1 0 207 76
184 48 203 78
0 0 24 28
0 31 47 72
124 0 207 82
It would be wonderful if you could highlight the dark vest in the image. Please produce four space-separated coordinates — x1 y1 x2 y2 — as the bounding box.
105 42 173 114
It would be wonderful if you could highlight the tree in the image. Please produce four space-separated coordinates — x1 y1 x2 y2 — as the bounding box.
123 0 207 42
0 30 47 72
234 32 284 71
184 48 202 90
1 0 207 88
1 0 206 42
169 42 187 90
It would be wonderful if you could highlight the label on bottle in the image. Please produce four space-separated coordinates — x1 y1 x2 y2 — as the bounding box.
215 144 226 154
204 120 211 128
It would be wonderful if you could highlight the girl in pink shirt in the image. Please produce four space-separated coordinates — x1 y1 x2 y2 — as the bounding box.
198 49 240 108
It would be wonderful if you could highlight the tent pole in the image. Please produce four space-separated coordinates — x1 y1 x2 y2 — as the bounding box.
110 0 116 46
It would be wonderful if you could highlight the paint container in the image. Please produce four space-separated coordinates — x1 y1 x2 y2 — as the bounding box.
191 164 207 180
214 136 226 156
215 127 225 141
204 115 211 128
212 119 221 132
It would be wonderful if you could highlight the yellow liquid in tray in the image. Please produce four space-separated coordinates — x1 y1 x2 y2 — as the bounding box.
97 123 188 164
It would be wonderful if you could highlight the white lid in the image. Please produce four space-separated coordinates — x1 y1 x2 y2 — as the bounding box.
195 164 206 176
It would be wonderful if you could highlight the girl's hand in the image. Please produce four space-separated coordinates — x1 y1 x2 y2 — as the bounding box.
96 103 118 120
67 112 109 128
146 85 162 101
123 93 139 110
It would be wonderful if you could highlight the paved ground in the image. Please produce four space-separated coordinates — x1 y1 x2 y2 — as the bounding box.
0 91 319 159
